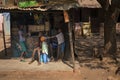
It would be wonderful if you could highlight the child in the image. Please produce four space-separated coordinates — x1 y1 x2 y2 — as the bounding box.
29 32 42 65
18 25 27 62
40 36 49 64
50 28 65 61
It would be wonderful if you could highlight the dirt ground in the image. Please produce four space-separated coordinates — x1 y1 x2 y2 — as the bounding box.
0 58 81 80
0 70 80 80
0 57 119 80
0 59 119 80
0 37 120 80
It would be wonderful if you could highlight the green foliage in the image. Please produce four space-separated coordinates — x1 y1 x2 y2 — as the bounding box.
18 0 38 8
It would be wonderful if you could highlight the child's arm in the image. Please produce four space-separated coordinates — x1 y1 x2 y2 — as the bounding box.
46 36 56 39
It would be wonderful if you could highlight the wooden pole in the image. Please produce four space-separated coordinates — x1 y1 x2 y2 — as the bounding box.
63 10 76 72
68 22 76 72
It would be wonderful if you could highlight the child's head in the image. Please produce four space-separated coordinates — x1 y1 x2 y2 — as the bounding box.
40 36 45 42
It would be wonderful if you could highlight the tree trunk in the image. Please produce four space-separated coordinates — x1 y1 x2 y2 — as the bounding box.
104 7 119 54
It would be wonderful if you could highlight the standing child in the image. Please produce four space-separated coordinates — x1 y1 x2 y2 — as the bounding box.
47 28 65 61
50 28 65 61
41 36 49 64
18 25 27 62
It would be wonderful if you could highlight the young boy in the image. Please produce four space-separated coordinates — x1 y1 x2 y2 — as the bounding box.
29 32 42 65
50 28 65 61
18 25 27 62
41 36 49 64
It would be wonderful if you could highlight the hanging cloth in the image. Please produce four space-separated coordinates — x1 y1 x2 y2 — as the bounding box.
2 13 11 36
0 14 3 32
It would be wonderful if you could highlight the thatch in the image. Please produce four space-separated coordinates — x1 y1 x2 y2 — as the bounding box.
46 0 79 10
78 0 101 8
47 3 80 10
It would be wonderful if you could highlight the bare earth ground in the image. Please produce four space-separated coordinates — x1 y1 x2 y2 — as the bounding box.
0 58 81 80
0 70 80 80
0 58 120 80
0 37 120 80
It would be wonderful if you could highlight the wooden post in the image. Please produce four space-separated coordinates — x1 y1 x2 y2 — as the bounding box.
68 22 76 72
63 10 76 72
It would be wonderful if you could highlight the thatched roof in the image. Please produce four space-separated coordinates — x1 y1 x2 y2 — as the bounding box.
78 0 101 8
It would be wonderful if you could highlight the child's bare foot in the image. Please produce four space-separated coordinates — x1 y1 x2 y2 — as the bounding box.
20 57 25 62
28 59 35 64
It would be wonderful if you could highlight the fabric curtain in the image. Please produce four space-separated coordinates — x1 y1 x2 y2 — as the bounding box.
2 13 11 36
